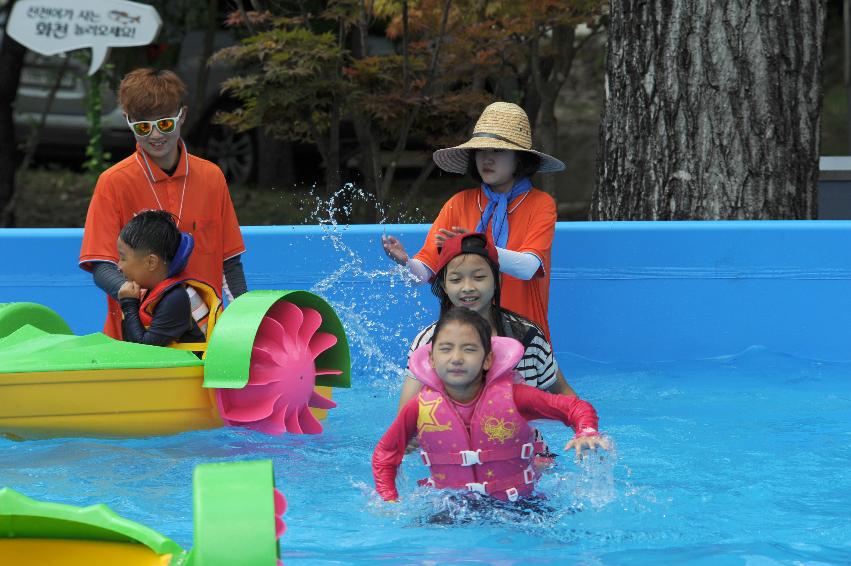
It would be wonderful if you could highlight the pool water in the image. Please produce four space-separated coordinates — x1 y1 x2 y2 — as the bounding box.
2 346 849 565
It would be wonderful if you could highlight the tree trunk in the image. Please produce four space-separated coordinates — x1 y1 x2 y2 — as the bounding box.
257 134 293 189
535 90 559 199
591 0 826 220
325 97 341 198
351 113 381 217
350 12 382 215
19 56 69 173
0 0 26 226
187 0 218 135
528 23 586 205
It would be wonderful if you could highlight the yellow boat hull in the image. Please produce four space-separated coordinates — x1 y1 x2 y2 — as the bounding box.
0 539 172 566
0 366 333 439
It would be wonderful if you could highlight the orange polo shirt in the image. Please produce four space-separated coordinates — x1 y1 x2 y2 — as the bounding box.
414 186 556 339
79 142 246 339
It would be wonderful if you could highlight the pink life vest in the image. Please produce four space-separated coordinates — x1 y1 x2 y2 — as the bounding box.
409 336 541 502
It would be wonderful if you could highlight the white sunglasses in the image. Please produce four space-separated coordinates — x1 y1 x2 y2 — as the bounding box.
126 108 184 136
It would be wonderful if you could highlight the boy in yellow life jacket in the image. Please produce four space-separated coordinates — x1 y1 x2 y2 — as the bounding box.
116 210 220 348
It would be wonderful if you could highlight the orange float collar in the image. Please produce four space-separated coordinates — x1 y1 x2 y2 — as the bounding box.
138 273 222 352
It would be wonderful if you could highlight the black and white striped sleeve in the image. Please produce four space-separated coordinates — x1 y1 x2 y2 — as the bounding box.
516 329 558 390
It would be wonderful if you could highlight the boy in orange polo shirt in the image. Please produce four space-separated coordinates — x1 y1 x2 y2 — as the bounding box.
80 68 247 340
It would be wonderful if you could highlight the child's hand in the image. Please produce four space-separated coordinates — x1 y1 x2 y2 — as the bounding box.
434 226 469 247
564 433 610 460
118 281 142 300
381 235 408 265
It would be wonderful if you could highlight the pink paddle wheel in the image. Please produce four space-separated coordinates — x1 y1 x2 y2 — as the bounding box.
274 487 287 566
215 301 342 434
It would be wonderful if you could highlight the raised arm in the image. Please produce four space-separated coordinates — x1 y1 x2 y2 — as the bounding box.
513 383 609 457
92 261 126 301
512 191 556 279
120 286 192 346
496 247 542 280
381 235 433 284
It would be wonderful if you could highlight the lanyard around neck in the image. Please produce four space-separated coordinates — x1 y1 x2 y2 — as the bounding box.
134 139 190 223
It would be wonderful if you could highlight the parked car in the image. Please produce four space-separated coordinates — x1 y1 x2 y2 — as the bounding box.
5 15 257 185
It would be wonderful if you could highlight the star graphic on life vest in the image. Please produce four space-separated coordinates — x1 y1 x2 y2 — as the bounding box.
417 396 452 434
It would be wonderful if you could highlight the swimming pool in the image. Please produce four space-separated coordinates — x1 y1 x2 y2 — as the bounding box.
1 221 850 564
2 348 848 564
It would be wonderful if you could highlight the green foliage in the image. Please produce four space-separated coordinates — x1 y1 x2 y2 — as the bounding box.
213 20 348 145
213 0 606 194
81 65 111 176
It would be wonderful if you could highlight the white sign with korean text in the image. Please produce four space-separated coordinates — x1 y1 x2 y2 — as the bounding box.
7 0 162 75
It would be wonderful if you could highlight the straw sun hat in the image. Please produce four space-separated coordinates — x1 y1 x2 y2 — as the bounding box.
432 102 566 174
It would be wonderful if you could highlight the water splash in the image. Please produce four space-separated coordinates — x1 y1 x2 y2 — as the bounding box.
562 437 619 509
301 183 435 391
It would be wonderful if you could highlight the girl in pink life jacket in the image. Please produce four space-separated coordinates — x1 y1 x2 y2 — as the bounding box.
398 232 578 463
373 307 608 503
117 210 216 347
398 232 577 413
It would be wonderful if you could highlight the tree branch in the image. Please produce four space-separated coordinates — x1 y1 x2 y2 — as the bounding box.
402 0 409 92
306 114 329 164
235 0 256 34
379 0 453 198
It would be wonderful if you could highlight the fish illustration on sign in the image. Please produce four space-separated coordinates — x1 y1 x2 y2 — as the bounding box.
109 10 141 24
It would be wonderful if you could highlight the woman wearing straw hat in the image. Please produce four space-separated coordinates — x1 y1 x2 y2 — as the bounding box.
382 101 563 339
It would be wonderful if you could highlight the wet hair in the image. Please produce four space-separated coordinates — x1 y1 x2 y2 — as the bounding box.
431 234 505 333
466 149 541 183
119 210 181 263
432 307 492 357
119 68 186 120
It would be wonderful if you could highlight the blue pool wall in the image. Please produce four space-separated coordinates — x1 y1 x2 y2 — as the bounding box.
2 221 850 364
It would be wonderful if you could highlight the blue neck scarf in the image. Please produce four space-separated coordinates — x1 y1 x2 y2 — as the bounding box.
476 177 532 249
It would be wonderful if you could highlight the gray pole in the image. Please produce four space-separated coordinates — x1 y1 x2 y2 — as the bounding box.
845 0 851 152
